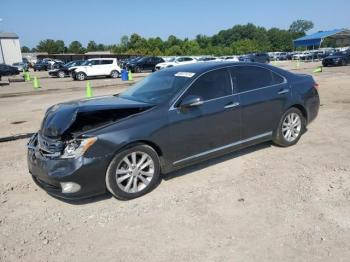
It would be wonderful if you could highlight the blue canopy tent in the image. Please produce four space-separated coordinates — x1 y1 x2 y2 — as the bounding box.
293 29 350 48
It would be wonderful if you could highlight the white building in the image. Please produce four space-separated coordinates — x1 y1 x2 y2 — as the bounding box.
0 32 22 65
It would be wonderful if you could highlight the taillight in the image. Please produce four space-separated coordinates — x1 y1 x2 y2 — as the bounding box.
313 83 319 89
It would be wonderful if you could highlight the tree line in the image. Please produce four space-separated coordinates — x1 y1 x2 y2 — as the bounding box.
21 20 316 56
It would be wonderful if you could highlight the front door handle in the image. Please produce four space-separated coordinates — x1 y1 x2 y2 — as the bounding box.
278 89 289 95
224 102 240 109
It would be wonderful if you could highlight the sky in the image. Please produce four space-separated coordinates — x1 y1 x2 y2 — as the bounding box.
0 0 349 48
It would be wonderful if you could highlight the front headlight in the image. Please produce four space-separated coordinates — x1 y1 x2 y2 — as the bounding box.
61 137 97 159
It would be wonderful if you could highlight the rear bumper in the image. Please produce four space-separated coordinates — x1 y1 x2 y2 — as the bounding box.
306 91 320 125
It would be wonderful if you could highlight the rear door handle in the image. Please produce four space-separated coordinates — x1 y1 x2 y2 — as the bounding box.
224 102 240 109
278 89 289 95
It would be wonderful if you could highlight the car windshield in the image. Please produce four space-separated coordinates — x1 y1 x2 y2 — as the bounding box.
64 61 74 67
130 57 142 62
119 70 194 104
82 60 92 65
167 57 176 62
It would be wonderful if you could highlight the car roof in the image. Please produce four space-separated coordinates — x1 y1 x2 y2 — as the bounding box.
160 61 253 74
88 58 116 61
160 61 293 78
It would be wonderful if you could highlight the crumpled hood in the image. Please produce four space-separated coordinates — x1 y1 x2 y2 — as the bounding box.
40 95 153 139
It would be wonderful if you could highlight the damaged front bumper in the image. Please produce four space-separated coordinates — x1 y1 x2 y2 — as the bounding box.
27 133 108 200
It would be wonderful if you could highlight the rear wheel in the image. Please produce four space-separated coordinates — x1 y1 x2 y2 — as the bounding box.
341 60 346 66
273 108 305 147
106 144 161 200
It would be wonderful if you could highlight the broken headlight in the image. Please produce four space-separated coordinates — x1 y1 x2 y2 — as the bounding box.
61 137 97 159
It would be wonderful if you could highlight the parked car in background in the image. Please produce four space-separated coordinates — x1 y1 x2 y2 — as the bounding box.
33 60 50 71
121 56 143 69
221 56 239 62
276 52 288 60
292 52 303 60
155 56 196 70
0 64 20 80
70 58 121 81
12 62 29 72
197 57 222 62
322 50 350 66
240 53 270 63
49 60 85 78
27 62 319 200
127 56 165 73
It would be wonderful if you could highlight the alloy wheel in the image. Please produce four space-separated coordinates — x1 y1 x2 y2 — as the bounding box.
77 73 85 81
282 112 302 142
111 71 119 78
115 152 155 193
58 71 65 78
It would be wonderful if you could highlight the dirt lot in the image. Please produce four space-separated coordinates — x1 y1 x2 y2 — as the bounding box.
1 61 350 262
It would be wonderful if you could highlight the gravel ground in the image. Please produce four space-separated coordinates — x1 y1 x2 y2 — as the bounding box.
0 61 350 262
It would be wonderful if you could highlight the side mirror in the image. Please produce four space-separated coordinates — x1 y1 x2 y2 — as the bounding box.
179 96 203 109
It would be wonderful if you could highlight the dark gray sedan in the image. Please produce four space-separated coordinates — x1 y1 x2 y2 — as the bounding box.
27 62 320 200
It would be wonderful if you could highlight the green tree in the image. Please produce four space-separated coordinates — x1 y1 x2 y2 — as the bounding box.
68 41 84 53
21 46 30 53
55 40 66 53
97 43 105 51
165 45 182 56
87 41 97 52
196 34 211 49
36 39 66 53
289 20 314 34
120 35 129 49
267 28 294 51
232 39 259 54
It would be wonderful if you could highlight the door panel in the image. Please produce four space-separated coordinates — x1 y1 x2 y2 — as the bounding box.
167 96 241 163
231 65 290 140
166 68 241 164
238 84 289 139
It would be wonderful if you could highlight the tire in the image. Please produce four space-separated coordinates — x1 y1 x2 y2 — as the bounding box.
110 70 120 78
58 71 65 78
341 60 346 66
135 67 141 73
273 107 306 147
34 69 37 72
75 72 86 81
106 144 161 200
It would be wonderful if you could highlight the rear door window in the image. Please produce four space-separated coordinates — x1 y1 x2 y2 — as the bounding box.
230 66 284 93
101 60 113 65
182 68 232 101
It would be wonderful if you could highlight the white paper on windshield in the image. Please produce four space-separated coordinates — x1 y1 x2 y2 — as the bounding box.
174 72 195 78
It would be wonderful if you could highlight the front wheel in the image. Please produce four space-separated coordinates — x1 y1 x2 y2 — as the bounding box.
106 144 161 200
75 72 86 81
273 108 305 147
58 70 65 78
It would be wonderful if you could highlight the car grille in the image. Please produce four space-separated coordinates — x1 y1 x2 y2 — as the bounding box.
37 134 64 158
